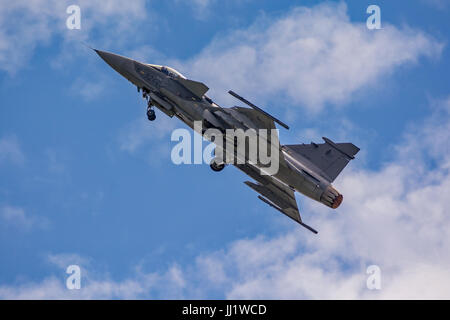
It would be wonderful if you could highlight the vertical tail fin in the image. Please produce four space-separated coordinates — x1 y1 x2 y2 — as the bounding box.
283 137 359 182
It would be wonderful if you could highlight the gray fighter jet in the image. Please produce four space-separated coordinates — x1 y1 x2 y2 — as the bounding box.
94 49 359 234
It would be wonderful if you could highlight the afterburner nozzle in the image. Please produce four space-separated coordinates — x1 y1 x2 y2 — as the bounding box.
320 186 343 209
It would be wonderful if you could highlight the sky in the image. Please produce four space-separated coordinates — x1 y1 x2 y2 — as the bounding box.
0 0 449 299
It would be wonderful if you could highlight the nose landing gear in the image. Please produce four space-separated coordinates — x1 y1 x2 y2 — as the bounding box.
142 89 156 121
147 106 156 121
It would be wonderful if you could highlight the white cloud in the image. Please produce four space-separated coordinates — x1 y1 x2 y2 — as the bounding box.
124 45 167 64
0 206 49 230
2 97 449 299
47 253 90 270
174 0 215 20
421 0 449 9
175 2 443 111
117 115 182 167
1 2 449 300
0 253 186 299
189 96 450 299
118 116 178 153
0 135 24 165
1 206 33 229
0 0 147 74
0 276 150 300
70 76 107 101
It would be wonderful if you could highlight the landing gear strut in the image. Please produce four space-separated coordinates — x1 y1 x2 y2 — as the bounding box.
147 105 156 121
142 89 156 121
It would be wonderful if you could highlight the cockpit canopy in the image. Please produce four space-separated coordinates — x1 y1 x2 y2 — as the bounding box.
148 64 186 79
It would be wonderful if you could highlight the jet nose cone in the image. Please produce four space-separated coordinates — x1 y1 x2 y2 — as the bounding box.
94 49 142 86
94 49 127 72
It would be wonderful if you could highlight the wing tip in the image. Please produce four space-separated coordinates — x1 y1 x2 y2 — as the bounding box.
256 195 318 234
228 90 289 130
299 222 318 234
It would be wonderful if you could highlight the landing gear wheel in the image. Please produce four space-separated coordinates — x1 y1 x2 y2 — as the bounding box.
210 159 225 172
147 108 156 121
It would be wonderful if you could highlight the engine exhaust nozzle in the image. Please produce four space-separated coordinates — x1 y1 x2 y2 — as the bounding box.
320 186 343 209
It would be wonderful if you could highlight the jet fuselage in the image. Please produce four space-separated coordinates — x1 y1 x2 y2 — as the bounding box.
94 49 357 232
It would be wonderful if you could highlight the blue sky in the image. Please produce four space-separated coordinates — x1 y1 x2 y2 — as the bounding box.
0 0 449 299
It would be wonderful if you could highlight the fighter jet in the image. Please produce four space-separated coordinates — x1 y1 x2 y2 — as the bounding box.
94 49 359 234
